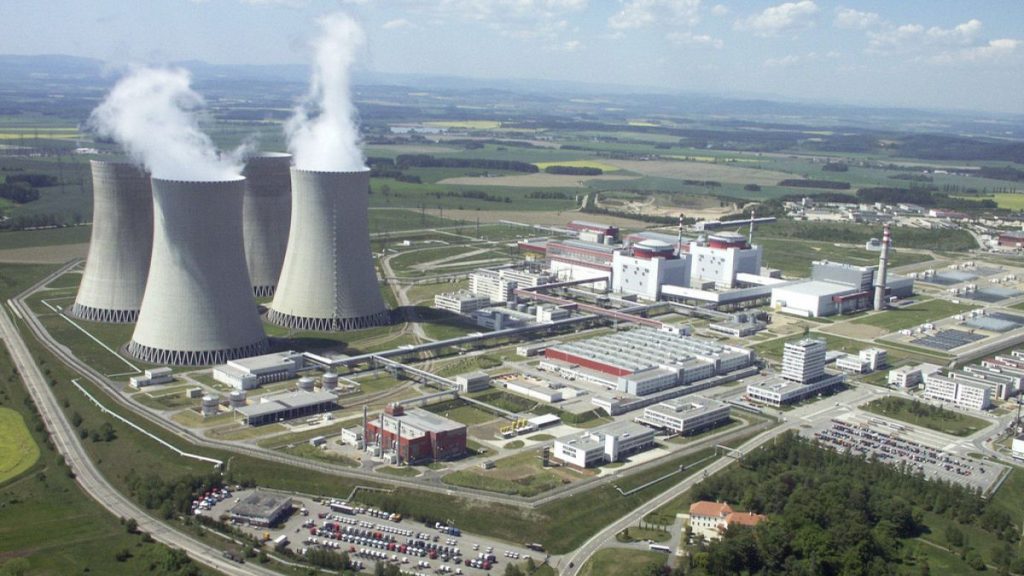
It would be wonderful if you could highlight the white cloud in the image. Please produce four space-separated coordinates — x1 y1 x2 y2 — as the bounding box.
666 31 723 48
608 0 703 30
869 19 984 51
764 54 801 67
238 0 309 6
833 7 878 30
735 0 818 36
428 0 586 46
933 38 1020 63
382 18 414 30
710 4 728 17
558 39 583 51
925 18 981 44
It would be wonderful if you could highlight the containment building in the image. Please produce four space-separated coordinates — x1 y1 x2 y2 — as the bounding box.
268 169 389 331
70 160 153 323
127 178 268 365
242 153 292 298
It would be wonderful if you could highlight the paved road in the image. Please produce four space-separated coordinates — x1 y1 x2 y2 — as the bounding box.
0 304 280 576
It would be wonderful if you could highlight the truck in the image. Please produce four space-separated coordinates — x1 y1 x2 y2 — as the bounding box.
525 543 545 553
272 535 289 549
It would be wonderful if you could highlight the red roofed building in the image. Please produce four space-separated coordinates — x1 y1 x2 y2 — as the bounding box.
688 501 766 540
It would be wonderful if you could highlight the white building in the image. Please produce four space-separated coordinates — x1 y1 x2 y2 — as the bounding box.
922 372 992 410
888 366 923 388
129 367 173 389
469 270 517 304
770 281 862 318
552 421 655 468
611 240 690 301
639 397 731 435
688 232 762 289
687 501 766 542
213 350 305 390
747 338 845 406
836 348 887 374
782 339 826 383
434 291 491 314
1012 434 1024 461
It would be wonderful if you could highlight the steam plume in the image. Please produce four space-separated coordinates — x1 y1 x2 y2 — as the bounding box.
90 68 240 181
286 12 366 172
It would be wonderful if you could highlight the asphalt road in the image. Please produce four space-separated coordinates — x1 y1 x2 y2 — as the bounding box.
0 304 281 576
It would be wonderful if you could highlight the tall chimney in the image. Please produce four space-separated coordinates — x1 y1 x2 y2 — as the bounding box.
677 213 684 255
361 405 368 450
873 224 891 311
748 210 756 245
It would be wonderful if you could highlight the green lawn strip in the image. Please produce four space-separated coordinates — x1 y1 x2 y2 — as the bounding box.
0 263 61 300
851 299 975 331
577 548 669 576
421 398 498 426
615 526 671 543
377 466 420 478
860 397 990 437
0 406 40 483
0 225 92 249
280 444 359 468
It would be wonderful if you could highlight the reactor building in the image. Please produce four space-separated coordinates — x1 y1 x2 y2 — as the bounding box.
267 169 389 331
127 177 268 365
242 153 292 298
70 160 154 323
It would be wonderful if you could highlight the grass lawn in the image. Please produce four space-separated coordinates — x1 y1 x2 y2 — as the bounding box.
851 299 974 332
422 399 498 426
905 539 984 575
0 407 40 483
861 397 990 436
577 548 668 576
615 527 671 543
759 237 933 277
0 225 92 249
281 444 359 467
377 466 420 478
0 263 60 300
442 450 583 497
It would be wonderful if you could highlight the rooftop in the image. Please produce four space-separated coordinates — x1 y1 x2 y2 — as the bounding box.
228 350 300 372
236 390 336 418
776 280 861 297
689 501 733 518
391 408 464 434
228 491 292 519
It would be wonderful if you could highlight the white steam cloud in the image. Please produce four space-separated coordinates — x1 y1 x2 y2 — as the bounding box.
286 12 366 172
90 68 241 181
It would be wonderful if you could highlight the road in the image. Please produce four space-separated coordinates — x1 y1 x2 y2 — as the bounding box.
0 304 281 576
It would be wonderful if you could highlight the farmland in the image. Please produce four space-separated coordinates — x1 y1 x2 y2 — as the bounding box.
0 407 39 483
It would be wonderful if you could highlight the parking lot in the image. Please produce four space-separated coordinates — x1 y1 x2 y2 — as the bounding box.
802 418 1006 493
203 489 544 575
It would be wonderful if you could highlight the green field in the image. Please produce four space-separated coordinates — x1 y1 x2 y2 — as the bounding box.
577 547 668 576
0 225 92 249
0 407 40 483
422 399 498 425
861 396 991 437
759 237 933 277
851 299 974 332
534 160 620 172
442 451 584 497
0 263 60 300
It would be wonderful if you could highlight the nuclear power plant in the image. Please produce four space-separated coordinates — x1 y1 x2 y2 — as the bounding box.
127 177 268 365
69 160 154 323
267 169 389 331
242 153 292 297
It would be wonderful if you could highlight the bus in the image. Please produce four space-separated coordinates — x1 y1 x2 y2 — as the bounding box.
649 544 671 553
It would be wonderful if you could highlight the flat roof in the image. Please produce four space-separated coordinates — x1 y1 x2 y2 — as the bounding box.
554 239 619 253
229 491 292 519
775 280 860 297
394 408 464 433
648 396 726 415
237 390 336 418
527 413 561 427
228 351 299 371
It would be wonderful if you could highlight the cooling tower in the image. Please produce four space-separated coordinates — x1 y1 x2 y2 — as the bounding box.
242 153 292 297
127 177 268 365
69 161 153 323
267 169 389 331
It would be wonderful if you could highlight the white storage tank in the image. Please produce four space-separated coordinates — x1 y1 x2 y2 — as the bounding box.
322 372 339 391
298 376 315 392
229 390 247 409
201 394 221 417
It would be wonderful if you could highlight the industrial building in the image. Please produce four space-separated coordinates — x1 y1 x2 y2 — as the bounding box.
539 239 616 288
922 372 992 410
552 420 655 469
835 348 887 373
469 269 518 303
611 239 690 301
236 390 337 426
70 160 153 323
228 491 293 527
365 405 467 464
567 220 619 243
638 397 731 435
688 232 762 289
242 153 292 297
129 367 173 389
268 169 389 331
212 350 305 390
1013 434 1024 461
888 363 941 389
998 231 1024 249
434 291 492 314
770 260 914 318
127 178 268 365
747 338 845 406
543 327 755 396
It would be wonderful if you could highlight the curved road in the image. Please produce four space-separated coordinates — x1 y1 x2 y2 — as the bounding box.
0 305 280 576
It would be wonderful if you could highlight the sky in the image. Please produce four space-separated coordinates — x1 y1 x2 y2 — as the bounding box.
2 0 1022 114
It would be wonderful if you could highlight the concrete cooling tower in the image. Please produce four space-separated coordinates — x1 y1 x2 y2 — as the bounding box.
127 178 268 365
242 153 292 297
267 169 389 331
69 160 153 323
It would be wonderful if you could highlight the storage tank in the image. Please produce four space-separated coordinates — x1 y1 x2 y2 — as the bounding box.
69 160 153 323
242 153 292 298
297 376 315 392
201 394 220 417
127 178 268 365
268 169 389 331
322 372 339 391
229 390 247 409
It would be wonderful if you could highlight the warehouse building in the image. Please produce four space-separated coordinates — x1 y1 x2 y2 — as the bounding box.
433 291 492 314
365 405 467 464
228 491 293 527
129 367 174 389
771 260 914 317
552 420 655 469
213 350 305 390
236 390 337 426
638 397 731 435
747 338 845 406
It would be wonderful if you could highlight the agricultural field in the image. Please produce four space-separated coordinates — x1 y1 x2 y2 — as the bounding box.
0 407 40 483
533 160 621 172
437 172 636 188
601 158 798 186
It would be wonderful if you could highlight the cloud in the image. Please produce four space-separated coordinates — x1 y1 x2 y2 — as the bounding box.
764 54 801 67
666 31 723 48
869 19 985 51
608 0 702 30
89 67 241 181
735 0 818 36
932 38 1020 63
239 0 309 6
426 0 585 46
382 18 414 30
710 4 728 17
833 7 878 30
